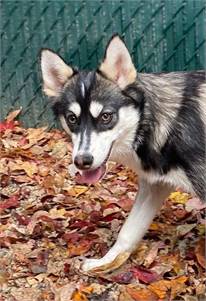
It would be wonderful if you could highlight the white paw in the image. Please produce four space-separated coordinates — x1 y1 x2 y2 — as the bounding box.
82 258 103 272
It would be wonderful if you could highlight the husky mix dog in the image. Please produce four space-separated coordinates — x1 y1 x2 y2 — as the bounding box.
40 35 206 273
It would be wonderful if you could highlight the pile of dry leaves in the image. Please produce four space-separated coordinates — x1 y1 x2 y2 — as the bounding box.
0 110 205 301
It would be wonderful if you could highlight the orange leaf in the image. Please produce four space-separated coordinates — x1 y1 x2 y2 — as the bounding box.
65 185 89 197
148 276 188 300
127 287 158 301
67 240 92 257
170 276 188 299
148 279 170 299
72 291 88 301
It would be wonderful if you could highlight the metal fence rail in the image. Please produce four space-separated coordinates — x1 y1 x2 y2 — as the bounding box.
1 0 205 127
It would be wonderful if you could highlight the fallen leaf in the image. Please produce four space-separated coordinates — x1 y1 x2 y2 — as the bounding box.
169 191 190 204
10 287 41 301
49 208 67 219
8 160 38 177
49 281 77 301
185 198 206 212
126 287 158 301
67 239 93 256
22 127 48 149
6 108 22 122
65 185 89 197
72 291 88 301
143 242 163 267
27 210 51 234
111 271 134 284
131 266 159 284
118 197 134 211
20 161 38 177
0 194 20 210
0 120 16 132
195 238 205 268
51 141 68 158
148 276 188 300
170 276 188 300
176 223 196 236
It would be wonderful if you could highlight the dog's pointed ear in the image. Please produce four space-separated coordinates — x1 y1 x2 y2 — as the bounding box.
99 35 136 89
40 49 73 97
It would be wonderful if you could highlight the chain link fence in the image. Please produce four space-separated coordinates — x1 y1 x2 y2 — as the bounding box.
1 0 205 127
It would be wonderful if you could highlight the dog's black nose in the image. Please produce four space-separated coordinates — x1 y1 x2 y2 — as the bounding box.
74 153 94 169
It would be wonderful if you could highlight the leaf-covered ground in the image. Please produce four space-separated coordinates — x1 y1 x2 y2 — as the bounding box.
0 110 205 301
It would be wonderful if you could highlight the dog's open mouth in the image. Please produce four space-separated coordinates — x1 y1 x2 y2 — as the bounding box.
75 146 113 185
76 164 107 185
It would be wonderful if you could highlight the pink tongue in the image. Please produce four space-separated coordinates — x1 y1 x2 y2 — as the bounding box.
76 165 106 184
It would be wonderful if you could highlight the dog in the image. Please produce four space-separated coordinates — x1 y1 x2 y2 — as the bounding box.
40 35 206 273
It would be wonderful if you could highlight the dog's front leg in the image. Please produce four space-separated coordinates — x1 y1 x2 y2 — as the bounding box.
82 180 172 273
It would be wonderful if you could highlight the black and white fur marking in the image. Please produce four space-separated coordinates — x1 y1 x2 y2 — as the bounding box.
40 36 206 272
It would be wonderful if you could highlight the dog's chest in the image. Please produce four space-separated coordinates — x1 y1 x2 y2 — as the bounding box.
111 146 194 194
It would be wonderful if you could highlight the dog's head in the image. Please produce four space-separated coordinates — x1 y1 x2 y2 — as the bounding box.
40 35 141 183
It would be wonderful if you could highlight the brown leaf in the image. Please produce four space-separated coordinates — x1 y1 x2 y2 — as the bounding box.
51 141 68 158
49 281 77 301
143 242 163 267
195 238 206 268
65 185 89 197
27 210 50 234
10 287 41 301
22 127 48 149
8 160 38 177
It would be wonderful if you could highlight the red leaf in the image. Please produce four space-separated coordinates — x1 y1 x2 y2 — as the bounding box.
69 220 95 230
0 120 16 132
118 197 134 212
13 212 30 226
64 263 71 274
89 210 103 223
131 266 159 284
0 194 20 210
101 212 123 222
62 232 82 243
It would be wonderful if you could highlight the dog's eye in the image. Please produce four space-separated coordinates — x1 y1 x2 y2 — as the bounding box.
100 112 113 124
67 114 77 125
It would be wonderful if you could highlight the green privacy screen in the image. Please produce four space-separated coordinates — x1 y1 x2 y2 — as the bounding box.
1 0 205 127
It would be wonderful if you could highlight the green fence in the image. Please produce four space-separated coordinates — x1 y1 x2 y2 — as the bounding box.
1 0 205 128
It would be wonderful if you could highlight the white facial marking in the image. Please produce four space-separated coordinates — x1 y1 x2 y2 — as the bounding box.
80 82 85 98
84 106 138 169
69 102 81 117
59 115 71 135
89 101 103 118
